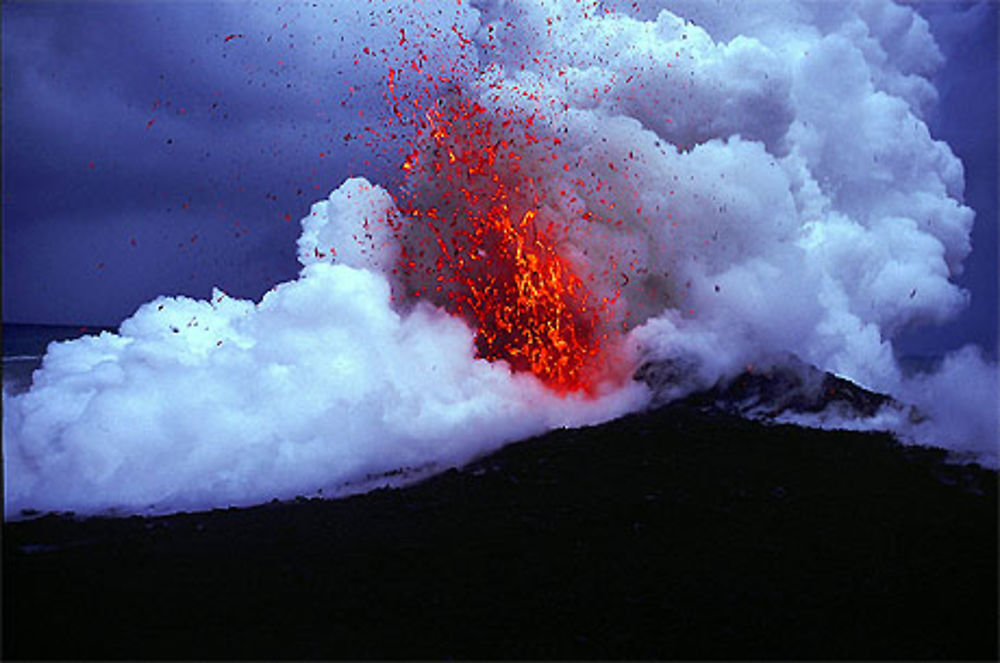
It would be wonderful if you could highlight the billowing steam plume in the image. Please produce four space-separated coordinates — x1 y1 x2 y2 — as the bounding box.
4 0 996 517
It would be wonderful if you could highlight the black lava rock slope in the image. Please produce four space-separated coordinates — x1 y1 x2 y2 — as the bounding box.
3 401 997 660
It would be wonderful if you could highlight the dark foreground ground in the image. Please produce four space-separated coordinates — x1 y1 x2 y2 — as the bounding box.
3 401 997 660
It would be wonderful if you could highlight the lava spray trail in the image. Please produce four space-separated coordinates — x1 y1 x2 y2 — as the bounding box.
389 88 617 392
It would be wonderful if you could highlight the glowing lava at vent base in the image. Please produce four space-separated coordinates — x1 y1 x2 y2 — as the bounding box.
388 91 617 394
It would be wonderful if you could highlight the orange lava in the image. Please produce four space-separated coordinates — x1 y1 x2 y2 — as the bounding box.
391 93 612 393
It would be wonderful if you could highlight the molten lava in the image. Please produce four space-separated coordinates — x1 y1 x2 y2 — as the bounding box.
389 92 612 393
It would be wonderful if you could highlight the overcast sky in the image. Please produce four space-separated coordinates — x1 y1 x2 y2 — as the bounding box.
3 0 996 359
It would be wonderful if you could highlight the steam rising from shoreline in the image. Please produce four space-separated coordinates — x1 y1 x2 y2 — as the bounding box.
3 261 646 516
4 0 997 517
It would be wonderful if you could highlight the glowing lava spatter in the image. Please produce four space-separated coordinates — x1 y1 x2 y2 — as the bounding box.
389 91 615 393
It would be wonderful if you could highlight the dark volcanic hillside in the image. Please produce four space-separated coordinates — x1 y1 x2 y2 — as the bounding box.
3 398 997 660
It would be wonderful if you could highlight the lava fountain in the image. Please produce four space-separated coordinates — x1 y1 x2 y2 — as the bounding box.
365 75 622 394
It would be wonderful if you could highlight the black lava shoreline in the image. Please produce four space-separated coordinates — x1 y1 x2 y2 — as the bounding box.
3 401 997 660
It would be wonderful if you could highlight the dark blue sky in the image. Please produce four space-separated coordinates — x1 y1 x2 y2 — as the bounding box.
3 1 996 359
3 1 396 325
894 0 998 358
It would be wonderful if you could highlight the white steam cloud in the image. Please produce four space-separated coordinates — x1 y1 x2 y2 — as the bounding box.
3 259 646 515
4 0 996 517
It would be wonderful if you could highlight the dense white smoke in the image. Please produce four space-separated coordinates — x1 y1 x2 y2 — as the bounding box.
4 0 996 517
2 258 646 515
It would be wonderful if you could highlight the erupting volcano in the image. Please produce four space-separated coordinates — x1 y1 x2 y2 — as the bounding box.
4 0 996 521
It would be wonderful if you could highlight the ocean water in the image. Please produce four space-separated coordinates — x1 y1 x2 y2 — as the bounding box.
2 324 116 395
